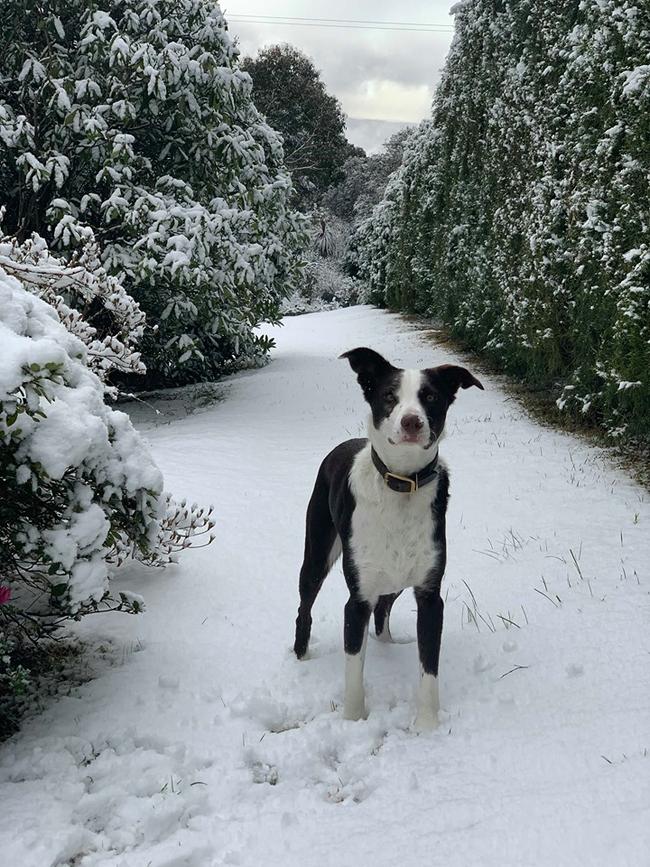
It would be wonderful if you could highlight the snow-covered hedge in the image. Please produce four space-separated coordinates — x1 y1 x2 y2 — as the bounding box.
354 1 650 439
0 0 306 386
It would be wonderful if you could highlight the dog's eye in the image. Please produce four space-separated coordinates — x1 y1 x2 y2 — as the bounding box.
384 390 396 402
425 393 435 402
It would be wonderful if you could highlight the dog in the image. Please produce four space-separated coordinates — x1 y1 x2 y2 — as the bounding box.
293 347 483 730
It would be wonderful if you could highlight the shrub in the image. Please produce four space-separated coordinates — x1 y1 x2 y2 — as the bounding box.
284 212 365 314
0 233 214 733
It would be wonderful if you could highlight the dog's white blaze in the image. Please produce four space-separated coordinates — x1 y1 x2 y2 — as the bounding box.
348 444 442 607
384 368 428 441
415 670 440 731
396 368 425 420
343 627 368 721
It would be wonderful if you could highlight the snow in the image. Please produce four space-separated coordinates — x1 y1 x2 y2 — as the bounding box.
621 64 650 96
2 306 650 866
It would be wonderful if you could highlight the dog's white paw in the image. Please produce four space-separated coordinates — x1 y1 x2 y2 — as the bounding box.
414 672 440 732
413 711 439 732
343 701 368 722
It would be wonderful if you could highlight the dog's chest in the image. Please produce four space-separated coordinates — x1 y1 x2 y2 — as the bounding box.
348 450 440 603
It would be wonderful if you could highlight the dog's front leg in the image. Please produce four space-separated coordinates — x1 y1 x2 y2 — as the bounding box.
343 595 371 720
414 589 444 731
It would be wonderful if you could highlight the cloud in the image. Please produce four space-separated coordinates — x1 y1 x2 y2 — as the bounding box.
343 81 432 123
346 118 416 155
224 0 455 151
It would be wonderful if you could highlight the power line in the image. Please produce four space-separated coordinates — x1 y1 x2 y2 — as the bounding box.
228 14 454 33
229 19 452 33
229 13 454 28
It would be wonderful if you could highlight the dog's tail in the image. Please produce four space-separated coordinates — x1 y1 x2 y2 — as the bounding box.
374 592 401 641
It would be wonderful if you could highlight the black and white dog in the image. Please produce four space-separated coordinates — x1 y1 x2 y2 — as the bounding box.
293 347 483 730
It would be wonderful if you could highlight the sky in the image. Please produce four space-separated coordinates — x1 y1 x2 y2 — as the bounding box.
222 2 456 154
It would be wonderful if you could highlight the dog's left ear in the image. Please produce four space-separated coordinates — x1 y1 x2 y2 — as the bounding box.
428 364 484 402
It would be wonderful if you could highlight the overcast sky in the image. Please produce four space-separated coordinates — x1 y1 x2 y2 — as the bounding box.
222 2 456 153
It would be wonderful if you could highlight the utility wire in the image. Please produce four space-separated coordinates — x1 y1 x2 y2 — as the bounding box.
228 14 454 33
229 20 452 33
229 13 454 28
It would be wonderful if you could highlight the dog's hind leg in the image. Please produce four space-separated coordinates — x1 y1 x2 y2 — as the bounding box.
373 592 401 641
294 470 339 660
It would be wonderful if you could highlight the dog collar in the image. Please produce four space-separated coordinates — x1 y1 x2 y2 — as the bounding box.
371 448 439 494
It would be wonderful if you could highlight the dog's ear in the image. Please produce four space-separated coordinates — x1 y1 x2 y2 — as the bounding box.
428 364 484 403
340 347 395 400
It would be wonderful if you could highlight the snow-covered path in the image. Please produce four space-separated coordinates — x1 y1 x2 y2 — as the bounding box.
2 307 650 867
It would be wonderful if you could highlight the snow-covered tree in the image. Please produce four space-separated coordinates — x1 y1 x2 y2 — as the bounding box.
354 0 650 439
0 0 306 385
324 128 412 222
242 44 353 207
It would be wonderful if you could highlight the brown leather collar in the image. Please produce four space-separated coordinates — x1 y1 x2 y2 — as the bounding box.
371 448 439 493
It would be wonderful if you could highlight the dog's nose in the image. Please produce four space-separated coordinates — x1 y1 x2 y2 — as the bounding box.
401 414 424 435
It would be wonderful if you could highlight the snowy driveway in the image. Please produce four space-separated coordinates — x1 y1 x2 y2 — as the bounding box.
2 307 649 866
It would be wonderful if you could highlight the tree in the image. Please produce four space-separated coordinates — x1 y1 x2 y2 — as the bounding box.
0 0 306 386
242 44 352 206
324 128 412 222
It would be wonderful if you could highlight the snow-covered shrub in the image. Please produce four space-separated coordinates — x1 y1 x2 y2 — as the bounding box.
0 242 214 732
284 212 366 314
0 220 146 386
354 0 650 439
0 0 306 386
283 263 365 315
0 272 214 610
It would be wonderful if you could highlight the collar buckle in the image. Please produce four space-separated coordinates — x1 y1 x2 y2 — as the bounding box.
384 471 417 493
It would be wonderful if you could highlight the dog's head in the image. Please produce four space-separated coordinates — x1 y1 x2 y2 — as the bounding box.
341 347 483 470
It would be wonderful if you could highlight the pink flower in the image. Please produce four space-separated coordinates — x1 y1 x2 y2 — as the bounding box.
0 586 11 605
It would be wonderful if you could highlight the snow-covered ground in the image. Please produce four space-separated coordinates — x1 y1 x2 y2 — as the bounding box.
2 307 649 867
